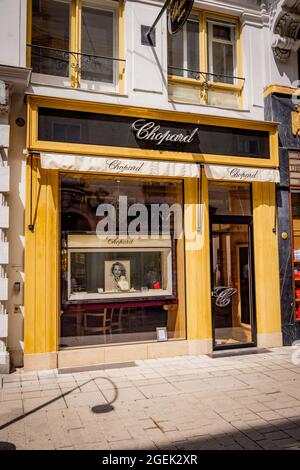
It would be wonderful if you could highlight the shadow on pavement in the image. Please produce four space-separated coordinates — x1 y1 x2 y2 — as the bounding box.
138 416 300 450
0 377 118 431
0 442 16 450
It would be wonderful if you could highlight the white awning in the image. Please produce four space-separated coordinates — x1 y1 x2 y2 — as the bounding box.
204 164 280 183
40 153 200 178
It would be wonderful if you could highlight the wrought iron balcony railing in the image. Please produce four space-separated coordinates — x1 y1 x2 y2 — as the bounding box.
27 44 126 87
168 66 245 89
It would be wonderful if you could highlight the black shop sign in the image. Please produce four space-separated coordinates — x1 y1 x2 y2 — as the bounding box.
38 107 270 159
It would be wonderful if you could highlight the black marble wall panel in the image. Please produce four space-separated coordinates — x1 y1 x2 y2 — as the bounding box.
277 184 295 345
265 94 300 149
265 94 300 345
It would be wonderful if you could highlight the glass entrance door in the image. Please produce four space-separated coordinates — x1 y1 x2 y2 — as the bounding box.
210 220 256 349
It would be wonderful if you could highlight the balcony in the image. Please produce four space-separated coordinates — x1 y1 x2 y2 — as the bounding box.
168 66 245 109
27 44 126 93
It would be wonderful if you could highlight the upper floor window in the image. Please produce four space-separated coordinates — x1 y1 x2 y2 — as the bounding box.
168 15 199 79
28 0 123 92
207 19 236 84
81 1 117 84
31 0 71 78
168 12 243 108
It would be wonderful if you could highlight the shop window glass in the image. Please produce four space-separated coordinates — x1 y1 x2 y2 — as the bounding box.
60 174 185 348
208 183 251 216
31 0 71 77
211 223 254 347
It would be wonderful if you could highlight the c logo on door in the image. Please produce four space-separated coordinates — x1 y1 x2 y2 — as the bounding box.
213 287 237 307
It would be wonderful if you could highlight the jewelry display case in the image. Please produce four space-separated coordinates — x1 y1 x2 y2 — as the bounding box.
64 234 173 302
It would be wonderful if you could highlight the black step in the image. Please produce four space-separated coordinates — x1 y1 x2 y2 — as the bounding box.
207 347 271 359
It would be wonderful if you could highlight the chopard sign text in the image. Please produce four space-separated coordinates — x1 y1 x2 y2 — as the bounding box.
228 168 259 180
170 0 187 23
168 0 194 35
131 119 199 146
106 159 145 173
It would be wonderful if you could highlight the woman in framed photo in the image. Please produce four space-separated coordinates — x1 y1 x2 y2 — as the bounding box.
111 262 129 291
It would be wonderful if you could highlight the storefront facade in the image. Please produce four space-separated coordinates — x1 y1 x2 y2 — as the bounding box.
23 95 282 370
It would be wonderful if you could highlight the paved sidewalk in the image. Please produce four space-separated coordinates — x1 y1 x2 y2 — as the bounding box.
1 347 300 450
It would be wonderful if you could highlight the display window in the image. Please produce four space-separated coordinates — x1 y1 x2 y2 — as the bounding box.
60 174 186 348
208 183 252 217
291 191 300 321
66 235 173 301
289 151 300 322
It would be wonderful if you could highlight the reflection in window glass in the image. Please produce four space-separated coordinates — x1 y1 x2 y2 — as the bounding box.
209 183 251 216
168 17 199 78
60 175 185 348
213 24 231 41
211 223 253 347
31 0 71 77
168 28 184 77
212 43 234 80
187 20 199 78
207 19 236 84
81 3 115 83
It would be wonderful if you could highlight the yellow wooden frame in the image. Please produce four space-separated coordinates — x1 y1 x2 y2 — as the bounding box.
24 155 60 355
24 101 282 359
27 95 279 169
252 182 281 336
26 0 125 93
264 84 300 98
168 9 244 108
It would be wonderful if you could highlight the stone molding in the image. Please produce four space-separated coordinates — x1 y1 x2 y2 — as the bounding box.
272 0 300 62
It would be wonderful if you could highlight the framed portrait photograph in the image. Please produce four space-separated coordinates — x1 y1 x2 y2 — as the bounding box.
105 260 131 292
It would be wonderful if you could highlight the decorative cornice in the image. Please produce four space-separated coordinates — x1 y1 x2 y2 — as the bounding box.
264 83 298 97
0 65 31 93
272 0 300 62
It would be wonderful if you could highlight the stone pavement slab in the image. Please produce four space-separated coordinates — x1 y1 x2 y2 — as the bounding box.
1 347 300 450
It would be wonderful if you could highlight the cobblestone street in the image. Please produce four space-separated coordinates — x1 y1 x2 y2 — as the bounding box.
1 347 300 450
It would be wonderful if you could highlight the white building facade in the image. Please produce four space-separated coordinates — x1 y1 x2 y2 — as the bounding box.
0 0 298 371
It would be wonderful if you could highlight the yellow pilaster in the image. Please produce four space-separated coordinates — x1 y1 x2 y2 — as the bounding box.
24 157 59 355
184 174 212 341
252 182 281 336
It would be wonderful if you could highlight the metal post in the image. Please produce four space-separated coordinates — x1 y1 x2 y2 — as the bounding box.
147 0 172 44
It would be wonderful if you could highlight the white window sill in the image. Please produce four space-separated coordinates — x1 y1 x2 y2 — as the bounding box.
168 98 251 113
30 74 128 98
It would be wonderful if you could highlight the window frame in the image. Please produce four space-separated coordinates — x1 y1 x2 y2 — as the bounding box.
207 18 237 84
27 0 124 93
29 0 73 88
168 14 200 79
79 0 119 92
167 10 244 107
